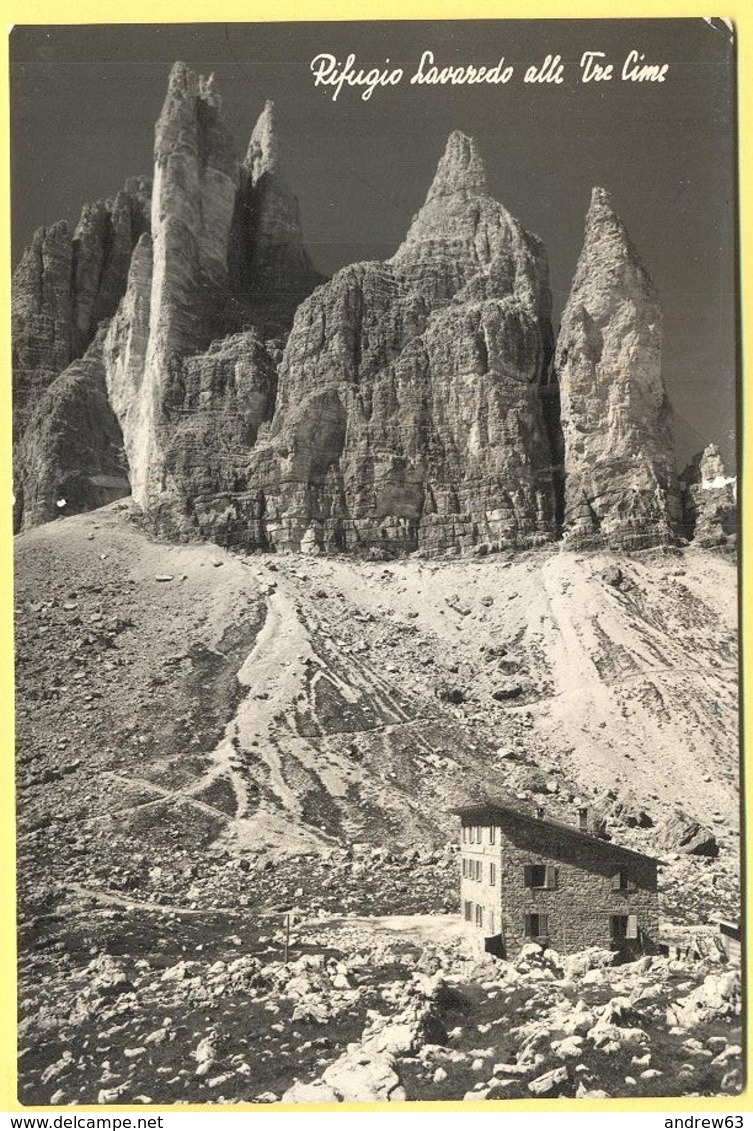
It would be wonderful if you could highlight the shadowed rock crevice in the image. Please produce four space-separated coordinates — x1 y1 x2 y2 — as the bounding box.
228 99 326 339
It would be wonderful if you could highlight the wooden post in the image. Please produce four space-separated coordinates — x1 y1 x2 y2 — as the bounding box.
283 912 290 963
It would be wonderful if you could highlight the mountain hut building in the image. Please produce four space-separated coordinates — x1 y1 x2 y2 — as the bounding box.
456 801 662 958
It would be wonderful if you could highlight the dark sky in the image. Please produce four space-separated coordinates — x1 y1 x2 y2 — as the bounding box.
9 19 738 469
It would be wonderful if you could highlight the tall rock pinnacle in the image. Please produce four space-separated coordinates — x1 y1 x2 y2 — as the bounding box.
555 187 682 550
101 66 322 524
228 100 323 337
245 99 280 185
114 62 243 509
680 443 737 548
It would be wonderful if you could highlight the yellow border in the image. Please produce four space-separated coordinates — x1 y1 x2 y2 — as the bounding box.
1 0 750 1116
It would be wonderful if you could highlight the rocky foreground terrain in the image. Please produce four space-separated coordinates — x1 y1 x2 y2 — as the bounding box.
15 503 741 1103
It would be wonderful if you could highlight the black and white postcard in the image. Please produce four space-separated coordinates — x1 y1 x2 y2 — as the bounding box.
9 19 743 1108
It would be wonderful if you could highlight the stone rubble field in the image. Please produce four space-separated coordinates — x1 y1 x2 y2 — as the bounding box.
14 504 741 1103
19 895 741 1106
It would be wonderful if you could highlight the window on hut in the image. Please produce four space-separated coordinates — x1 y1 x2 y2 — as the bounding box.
524 864 557 889
611 870 637 892
524 913 549 938
610 914 638 941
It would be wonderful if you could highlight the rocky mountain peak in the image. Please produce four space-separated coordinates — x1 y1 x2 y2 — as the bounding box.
588 184 615 214
165 59 192 94
390 131 542 297
11 65 731 558
555 186 682 550
425 129 489 201
199 71 221 108
245 99 280 186
161 60 219 109
698 443 728 484
575 184 655 301
230 130 559 557
155 60 237 183
679 443 736 548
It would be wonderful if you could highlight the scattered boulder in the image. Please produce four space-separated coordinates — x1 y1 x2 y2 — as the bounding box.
658 809 719 858
83 954 132 997
281 1079 339 1103
601 565 624 588
435 683 466 705
667 970 742 1029
528 1065 569 1096
491 683 524 702
321 1051 405 1103
562 948 615 982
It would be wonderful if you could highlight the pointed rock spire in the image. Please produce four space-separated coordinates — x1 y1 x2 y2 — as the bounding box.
199 72 221 109
237 130 558 556
155 61 238 183
244 100 280 186
229 100 323 337
391 130 546 319
126 63 242 509
425 130 488 201
575 185 655 296
589 184 615 215
555 187 682 550
679 442 736 547
698 443 728 484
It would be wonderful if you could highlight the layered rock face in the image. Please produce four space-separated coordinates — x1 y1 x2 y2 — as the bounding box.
15 327 130 528
555 188 683 550
12 221 73 440
155 332 278 545
12 179 150 530
71 180 152 358
217 132 559 555
680 444 737 548
12 180 150 441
